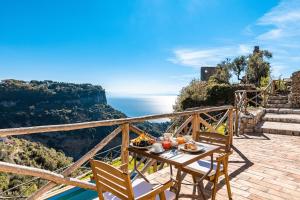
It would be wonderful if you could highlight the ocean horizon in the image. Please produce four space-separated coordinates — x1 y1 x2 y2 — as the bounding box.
107 95 177 120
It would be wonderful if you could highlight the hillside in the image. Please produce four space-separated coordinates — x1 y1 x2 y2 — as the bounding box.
0 138 73 197
0 79 168 159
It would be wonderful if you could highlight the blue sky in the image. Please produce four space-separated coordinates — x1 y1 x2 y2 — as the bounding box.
0 0 299 96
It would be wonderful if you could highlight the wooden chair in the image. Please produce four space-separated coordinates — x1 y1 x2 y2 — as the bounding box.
90 159 175 200
181 131 233 200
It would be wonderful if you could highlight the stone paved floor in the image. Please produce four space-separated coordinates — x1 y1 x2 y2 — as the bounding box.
146 134 300 200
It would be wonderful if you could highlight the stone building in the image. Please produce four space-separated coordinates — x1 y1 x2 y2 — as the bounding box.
201 66 216 81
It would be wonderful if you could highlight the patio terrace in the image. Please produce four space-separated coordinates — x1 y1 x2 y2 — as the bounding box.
146 133 300 200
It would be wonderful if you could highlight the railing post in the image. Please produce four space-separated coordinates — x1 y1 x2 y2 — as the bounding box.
121 123 130 173
228 108 234 145
192 114 200 140
272 80 276 95
263 90 267 107
243 91 248 113
234 108 239 136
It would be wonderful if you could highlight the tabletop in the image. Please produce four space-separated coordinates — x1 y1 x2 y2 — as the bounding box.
128 142 221 168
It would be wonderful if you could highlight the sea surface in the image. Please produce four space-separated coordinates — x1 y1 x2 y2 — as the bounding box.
107 95 177 119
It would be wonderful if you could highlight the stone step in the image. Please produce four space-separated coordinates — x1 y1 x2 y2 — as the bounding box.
268 95 288 100
266 108 300 114
266 103 291 108
267 99 289 104
257 121 300 136
262 113 300 123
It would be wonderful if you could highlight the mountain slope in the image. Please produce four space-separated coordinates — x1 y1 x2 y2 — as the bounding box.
0 79 168 159
0 138 73 197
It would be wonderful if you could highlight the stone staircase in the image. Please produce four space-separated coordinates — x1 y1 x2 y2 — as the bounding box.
266 95 291 108
256 94 300 136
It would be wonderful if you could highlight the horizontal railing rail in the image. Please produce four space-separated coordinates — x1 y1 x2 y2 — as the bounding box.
0 105 231 137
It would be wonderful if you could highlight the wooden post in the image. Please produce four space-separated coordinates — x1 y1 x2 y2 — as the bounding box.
228 108 234 146
243 91 248 113
262 90 266 107
272 80 275 95
235 108 239 136
192 114 200 140
121 123 130 173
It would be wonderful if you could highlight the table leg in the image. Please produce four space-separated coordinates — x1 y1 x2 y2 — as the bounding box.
132 153 151 183
175 168 182 199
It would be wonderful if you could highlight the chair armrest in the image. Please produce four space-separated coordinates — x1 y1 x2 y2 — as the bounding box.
216 150 233 162
136 180 174 200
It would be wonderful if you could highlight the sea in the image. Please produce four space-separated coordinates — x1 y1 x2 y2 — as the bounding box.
107 95 177 121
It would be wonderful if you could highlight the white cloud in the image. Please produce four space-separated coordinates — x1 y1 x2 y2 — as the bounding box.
257 29 283 40
255 0 300 77
169 0 300 78
257 0 300 40
169 45 252 68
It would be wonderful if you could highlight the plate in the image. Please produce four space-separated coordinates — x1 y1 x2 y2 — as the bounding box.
178 144 205 153
130 143 152 150
149 148 165 154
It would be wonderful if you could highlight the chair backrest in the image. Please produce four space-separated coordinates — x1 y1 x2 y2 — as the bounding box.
90 159 134 200
195 131 231 151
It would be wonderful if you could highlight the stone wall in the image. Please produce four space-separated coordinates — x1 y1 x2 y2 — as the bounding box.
291 71 300 108
239 108 265 135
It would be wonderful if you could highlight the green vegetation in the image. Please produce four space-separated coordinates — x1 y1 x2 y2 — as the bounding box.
174 80 255 111
175 46 271 111
246 46 272 87
0 138 73 197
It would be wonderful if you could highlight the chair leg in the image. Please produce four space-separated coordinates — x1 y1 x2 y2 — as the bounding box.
224 160 232 199
211 175 219 200
224 172 232 200
197 180 206 200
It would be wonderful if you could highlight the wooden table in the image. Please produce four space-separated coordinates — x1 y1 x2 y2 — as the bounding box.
128 142 221 199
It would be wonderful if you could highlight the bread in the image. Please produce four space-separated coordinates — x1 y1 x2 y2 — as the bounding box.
184 143 197 150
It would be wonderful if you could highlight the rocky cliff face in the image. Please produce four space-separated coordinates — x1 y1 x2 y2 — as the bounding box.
0 79 167 159
0 79 107 107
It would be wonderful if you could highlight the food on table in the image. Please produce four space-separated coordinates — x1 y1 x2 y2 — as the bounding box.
162 140 172 149
176 137 186 145
132 134 154 147
184 143 197 151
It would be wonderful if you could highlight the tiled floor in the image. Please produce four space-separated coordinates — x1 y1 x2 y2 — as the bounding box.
146 133 300 200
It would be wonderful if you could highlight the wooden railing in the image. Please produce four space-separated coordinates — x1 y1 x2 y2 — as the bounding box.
234 79 291 112
0 105 234 200
233 78 291 136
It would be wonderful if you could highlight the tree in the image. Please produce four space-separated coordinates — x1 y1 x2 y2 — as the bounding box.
246 46 272 86
209 58 231 84
230 56 247 81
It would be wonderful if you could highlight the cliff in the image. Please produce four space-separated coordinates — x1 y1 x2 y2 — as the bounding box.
0 79 167 159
